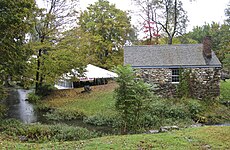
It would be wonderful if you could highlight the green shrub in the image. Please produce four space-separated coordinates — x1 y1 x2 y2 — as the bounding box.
148 100 168 117
139 114 162 128
0 104 6 118
44 109 85 121
177 69 191 98
142 99 197 128
27 92 41 103
220 80 230 105
0 119 99 142
0 84 7 100
52 124 98 141
186 100 203 118
149 100 188 119
36 84 56 97
0 119 26 135
206 115 223 124
83 114 116 126
166 105 188 119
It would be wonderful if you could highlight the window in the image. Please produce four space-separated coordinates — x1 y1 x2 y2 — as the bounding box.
58 80 72 88
172 69 180 83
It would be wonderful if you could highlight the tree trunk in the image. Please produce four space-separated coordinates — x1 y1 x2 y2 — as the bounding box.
35 49 42 94
168 36 173 45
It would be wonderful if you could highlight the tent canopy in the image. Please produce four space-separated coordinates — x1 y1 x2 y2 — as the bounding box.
83 64 118 78
63 64 118 81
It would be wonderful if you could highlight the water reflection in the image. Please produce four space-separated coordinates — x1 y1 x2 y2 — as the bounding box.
4 89 37 124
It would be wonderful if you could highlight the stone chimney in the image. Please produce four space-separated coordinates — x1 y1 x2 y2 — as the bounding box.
203 36 212 58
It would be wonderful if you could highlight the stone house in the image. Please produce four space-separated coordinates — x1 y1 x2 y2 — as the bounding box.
124 37 222 99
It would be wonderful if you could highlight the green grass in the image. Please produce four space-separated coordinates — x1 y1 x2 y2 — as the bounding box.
48 90 115 116
220 79 230 101
0 126 229 149
40 83 117 120
66 90 115 116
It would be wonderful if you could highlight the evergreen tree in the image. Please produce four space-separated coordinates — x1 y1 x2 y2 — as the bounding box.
114 65 152 134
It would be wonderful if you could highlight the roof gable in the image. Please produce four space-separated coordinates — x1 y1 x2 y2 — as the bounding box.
124 44 221 68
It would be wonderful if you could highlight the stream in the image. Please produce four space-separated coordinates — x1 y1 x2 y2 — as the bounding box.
3 88 38 123
3 88 113 134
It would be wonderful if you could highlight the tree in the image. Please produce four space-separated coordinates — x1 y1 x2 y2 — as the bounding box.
133 0 188 45
225 2 230 24
30 0 79 94
0 0 35 97
223 3 230 72
114 65 152 134
133 0 162 45
185 22 230 62
223 53 230 72
78 0 133 69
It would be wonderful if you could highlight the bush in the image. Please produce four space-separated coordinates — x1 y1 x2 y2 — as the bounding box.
148 100 189 119
139 114 162 128
27 92 41 103
186 100 203 118
83 114 116 126
36 84 56 97
0 104 6 118
44 109 85 121
149 100 168 117
0 119 99 142
0 84 7 100
220 80 230 105
177 69 191 98
52 124 99 141
141 99 199 128
166 105 188 119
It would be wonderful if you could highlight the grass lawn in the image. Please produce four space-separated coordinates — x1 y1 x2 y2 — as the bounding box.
41 82 117 118
0 126 229 149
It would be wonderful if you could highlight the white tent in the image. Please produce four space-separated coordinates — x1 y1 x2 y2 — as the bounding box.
80 64 118 80
55 64 118 89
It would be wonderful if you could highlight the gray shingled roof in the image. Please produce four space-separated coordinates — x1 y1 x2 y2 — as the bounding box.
124 44 221 68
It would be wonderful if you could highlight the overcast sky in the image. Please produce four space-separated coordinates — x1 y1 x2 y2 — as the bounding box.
37 0 229 33
79 0 229 31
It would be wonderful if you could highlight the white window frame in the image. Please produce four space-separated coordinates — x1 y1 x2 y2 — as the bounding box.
171 68 180 84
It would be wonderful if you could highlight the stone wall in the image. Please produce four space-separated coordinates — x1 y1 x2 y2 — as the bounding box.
189 68 221 99
136 67 221 99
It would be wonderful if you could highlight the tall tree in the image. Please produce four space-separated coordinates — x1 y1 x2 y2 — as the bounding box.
225 2 230 24
223 2 230 72
78 0 133 69
0 0 35 92
134 0 162 45
133 0 188 45
31 0 78 93
185 22 230 62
